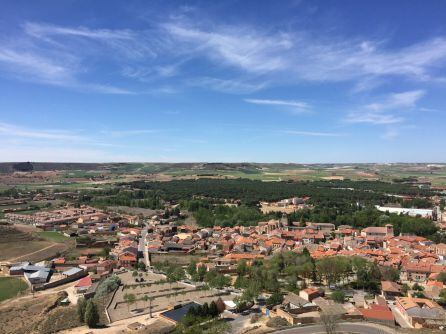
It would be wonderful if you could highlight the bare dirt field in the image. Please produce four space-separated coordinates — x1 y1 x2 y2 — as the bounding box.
0 291 80 334
150 253 200 266
0 224 72 263
321 176 345 180
107 206 161 217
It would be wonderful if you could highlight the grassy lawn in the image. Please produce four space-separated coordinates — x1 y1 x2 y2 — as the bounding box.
36 231 69 243
0 277 28 302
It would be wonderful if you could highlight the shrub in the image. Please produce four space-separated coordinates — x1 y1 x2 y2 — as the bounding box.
95 275 121 298
331 290 346 304
266 292 283 306
266 317 289 328
251 314 262 323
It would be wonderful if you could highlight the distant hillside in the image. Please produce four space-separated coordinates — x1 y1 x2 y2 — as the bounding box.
0 162 302 173
0 162 106 173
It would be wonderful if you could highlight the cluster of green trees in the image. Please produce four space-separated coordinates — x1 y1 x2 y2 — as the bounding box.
232 251 314 309
95 275 121 298
190 203 276 228
78 188 163 209
288 205 437 238
186 260 231 288
400 198 432 209
316 256 382 293
127 179 433 204
153 261 186 283
163 207 181 218
174 301 228 334
77 298 100 328
231 251 387 309
183 302 221 325
75 178 439 238
187 261 207 282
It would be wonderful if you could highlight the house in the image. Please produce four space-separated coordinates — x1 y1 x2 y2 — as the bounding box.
400 263 432 283
283 293 317 310
381 281 403 300
434 243 446 259
299 288 323 302
75 276 93 294
118 251 137 268
361 225 393 239
62 267 87 281
358 304 395 327
395 297 446 329
24 268 51 285
96 260 115 275
9 262 51 285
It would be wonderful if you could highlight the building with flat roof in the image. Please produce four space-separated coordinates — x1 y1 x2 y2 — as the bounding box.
160 302 201 324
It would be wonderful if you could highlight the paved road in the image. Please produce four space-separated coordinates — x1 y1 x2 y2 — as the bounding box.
138 223 149 266
276 322 396 334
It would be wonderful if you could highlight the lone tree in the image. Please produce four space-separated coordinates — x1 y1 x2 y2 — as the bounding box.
331 290 346 304
124 293 136 312
149 296 154 318
77 297 87 322
84 300 99 328
320 311 339 334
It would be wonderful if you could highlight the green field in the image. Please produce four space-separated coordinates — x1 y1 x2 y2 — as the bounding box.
0 277 28 302
36 231 69 243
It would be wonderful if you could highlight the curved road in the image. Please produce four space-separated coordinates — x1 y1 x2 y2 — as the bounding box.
275 322 396 334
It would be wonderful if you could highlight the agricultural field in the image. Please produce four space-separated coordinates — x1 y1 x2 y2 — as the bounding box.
2 162 446 190
0 277 28 302
36 231 70 243
0 224 73 263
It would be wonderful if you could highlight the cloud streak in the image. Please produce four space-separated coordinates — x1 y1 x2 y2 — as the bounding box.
345 90 425 125
245 98 310 113
283 130 344 137
0 122 83 141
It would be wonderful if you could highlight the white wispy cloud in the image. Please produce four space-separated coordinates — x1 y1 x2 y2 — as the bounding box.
0 45 135 94
283 130 344 137
188 77 266 94
245 98 310 113
0 122 84 141
0 47 75 85
1 18 446 95
23 22 156 59
345 90 425 125
365 90 425 111
162 18 446 86
102 129 159 137
162 22 291 74
345 113 404 125
381 128 399 140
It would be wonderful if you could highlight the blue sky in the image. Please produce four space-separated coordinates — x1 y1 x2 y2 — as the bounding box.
0 0 445 163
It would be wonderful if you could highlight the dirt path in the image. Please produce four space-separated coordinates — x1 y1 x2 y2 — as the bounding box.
0 280 77 306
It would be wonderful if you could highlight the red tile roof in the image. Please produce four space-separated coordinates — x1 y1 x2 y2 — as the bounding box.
75 276 92 288
359 307 394 321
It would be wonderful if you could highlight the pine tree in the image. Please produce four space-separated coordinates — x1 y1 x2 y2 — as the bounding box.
77 297 87 322
84 300 99 328
209 301 219 317
202 302 210 317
